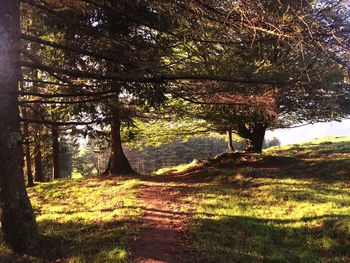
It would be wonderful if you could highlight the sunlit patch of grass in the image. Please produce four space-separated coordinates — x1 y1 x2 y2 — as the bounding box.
71 169 84 179
190 179 350 262
187 137 350 262
0 176 142 262
265 136 350 158
155 159 202 175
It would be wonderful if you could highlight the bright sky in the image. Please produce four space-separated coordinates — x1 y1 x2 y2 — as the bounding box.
265 120 350 145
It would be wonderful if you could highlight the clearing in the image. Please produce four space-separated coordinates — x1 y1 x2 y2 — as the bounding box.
0 136 349 262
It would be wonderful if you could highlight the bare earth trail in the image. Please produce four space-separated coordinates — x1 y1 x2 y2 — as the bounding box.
130 171 205 263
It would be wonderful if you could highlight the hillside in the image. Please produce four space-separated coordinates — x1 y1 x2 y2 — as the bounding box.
182 136 350 262
0 137 349 262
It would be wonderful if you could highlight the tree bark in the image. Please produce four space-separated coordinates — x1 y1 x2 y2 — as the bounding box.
236 123 267 153
0 0 38 253
227 130 235 152
236 124 253 141
108 109 134 175
52 126 60 179
34 136 44 182
249 125 266 153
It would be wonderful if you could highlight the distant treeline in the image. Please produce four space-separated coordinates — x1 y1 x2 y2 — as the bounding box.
69 136 281 176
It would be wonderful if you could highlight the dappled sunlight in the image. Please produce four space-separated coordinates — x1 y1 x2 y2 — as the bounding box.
30 178 142 222
1 137 349 262
162 138 350 262
1 0 350 260
1 177 143 262
155 159 203 175
189 178 350 262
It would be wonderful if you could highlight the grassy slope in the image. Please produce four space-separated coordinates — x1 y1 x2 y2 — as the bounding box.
0 176 142 263
180 136 350 262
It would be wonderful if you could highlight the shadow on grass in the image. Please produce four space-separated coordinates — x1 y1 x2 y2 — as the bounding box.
207 156 350 184
191 214 350 263
0 175 143 262
141 150 350 262
1 144 349 262
159 146 350 185
0 219 138 263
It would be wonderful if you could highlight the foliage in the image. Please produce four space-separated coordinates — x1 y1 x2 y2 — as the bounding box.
122 119 212 149
263 136 281 149
38 137 75 180
18 0 350 177
72 142 104 177
125 132 246 174
128 137 227 174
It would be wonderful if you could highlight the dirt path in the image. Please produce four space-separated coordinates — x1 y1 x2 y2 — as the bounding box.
130 173 201 263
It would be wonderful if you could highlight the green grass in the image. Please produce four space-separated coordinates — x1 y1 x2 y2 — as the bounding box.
155 159 202 175
0 176 142 263
183 136 350 262
0 136 349 262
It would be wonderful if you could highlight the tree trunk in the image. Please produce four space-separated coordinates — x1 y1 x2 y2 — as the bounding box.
103 156 112 174
23 121 34 187
20 74 34 187
227 130 235 152
249 125 266 153
34 136 44 182
0 0 38 252
236 123 267 153
109 109 134 175
52 126 60 179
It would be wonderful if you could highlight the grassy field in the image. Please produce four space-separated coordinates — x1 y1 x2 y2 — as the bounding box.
0 136 349 262
182 137 350 262
0 176 142 262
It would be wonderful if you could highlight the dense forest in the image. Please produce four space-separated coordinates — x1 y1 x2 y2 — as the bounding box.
0 0 349 261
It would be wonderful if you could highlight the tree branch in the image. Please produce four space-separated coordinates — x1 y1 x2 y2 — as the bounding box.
21 118 103 126
18 90 115 98
21 60 286 85
19 94 114 104
21 33 137 69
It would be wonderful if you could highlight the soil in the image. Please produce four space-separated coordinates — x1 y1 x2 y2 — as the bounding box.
130 173 202 263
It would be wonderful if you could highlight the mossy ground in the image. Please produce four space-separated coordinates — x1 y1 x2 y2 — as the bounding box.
0 176 142 262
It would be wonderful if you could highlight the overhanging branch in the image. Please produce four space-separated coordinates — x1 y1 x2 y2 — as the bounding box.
21 118 103 126
21 60 286 85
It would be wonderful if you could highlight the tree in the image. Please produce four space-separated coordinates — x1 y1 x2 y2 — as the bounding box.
264 137 281 149
163 0 350 153
18 0 350 167
34 134 45 182
20 0 173 175
0 0 38 252
227 131 234 152
22 108 34 186
51 125 60 179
